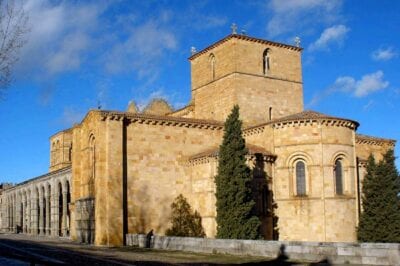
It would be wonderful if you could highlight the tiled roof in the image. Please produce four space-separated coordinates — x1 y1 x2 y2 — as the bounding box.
272 110 357 123
189 144 275 160
189 34 302 60
356 134 396 145
4 166 72 192
81 110 225 129
245 110 360 131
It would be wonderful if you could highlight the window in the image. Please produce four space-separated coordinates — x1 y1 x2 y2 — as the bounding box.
209 54 216 80
296 161 306 196
269 107 273 121
263 49 270 75
88 135 96 197
335 159 343 195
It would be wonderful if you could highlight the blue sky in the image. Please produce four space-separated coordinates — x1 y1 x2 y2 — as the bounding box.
0 0 399 183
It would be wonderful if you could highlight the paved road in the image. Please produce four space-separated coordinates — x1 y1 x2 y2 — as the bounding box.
0 234 171 265
0 234 315 266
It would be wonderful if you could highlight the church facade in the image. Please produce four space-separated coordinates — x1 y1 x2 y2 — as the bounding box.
0 34 395 246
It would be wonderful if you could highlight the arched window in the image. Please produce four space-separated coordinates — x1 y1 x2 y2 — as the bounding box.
296 161 306 196
209 54 216 80
335 159 343 195
88 135 96 197
269 107 273 121
263 49 270 75
56 140 61 164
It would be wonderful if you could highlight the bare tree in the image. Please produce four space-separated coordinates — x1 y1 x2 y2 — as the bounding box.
0 0 28 96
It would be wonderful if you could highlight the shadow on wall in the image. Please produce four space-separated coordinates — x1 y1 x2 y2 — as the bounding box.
252 154 279 240
131 184 170 235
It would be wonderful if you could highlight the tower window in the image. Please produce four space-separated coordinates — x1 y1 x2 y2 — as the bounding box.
295 161 306 196
209 54 216 80
335 159 343 195
263 49 270 75
269 107 273 121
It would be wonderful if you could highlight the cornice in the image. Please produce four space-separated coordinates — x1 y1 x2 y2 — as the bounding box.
189 34 302 61
98 110 224 130
272 119 358 130
244 110 359 132
188 144 277 165
2 166 72 194
355 134 396 146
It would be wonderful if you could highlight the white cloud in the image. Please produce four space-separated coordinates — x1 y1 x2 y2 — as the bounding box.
17 0 105 77
104 20 177 79
266 0 342 37
45 32 90 74
363 100 375 111
371 47 398 61
309 24 349 51
353 71 389 97
308 71 389 106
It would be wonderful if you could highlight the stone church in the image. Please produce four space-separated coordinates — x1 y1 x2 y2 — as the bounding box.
0 33 395 246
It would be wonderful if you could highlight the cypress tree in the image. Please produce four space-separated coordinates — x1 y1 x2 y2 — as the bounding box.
357 150 400 242
215 105 260 239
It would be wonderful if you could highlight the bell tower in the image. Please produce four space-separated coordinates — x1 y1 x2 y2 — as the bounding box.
189 34 304 125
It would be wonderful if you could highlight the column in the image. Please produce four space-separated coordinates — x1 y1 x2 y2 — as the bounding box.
6 201 10 232
27 194 31 234
46 194 51 235
11 195 17 233
23 198 27 233
31 194 37 234
62 191 68 236
51 190 58 236
15 194 20 233
9 201 12 232
39 191 44 235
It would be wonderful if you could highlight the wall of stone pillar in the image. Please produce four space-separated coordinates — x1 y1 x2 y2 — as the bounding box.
0 168 71 236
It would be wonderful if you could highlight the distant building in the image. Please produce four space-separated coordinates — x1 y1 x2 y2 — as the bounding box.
0 33 395 246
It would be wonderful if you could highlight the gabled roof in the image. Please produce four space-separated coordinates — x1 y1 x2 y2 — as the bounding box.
189 34 302 60
189 144 276 161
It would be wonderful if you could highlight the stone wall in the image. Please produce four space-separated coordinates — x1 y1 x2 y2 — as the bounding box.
49 129 72 172
125 117 224 238
190 35 303 125
75 197 95 244
0 167 71 237
126 234 400 265
355 134 395 162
